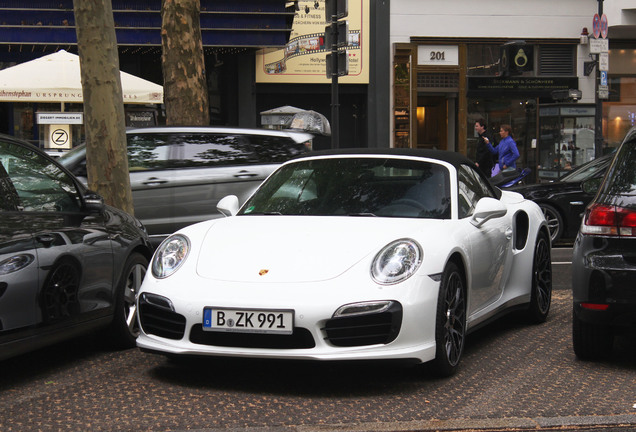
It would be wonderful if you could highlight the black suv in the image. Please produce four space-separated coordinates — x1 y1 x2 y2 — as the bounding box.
572 126 636 359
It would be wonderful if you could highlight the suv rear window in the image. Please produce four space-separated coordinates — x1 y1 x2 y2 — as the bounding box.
605 136 636 196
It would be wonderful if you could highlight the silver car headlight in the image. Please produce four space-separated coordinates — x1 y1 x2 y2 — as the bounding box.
371 239 422 285
152 234 190 279
0 254 34 275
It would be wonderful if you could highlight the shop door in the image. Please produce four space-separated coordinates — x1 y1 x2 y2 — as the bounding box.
417 96 447 150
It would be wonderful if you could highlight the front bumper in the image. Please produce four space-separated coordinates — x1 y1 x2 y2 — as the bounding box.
136 274 439 363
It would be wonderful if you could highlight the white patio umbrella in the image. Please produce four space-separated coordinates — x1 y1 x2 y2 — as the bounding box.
0 50 163 105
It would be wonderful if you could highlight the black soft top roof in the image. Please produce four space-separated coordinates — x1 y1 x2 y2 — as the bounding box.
296 148 475 169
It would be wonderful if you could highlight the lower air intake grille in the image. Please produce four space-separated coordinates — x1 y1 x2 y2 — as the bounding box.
189 325 316 349
324 302 403 347
139 301 186 340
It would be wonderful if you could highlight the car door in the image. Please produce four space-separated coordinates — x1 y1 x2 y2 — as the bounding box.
0 158 40 334
0 139 114 336
126 132 176 238
167 133 269 232
458 165 513 316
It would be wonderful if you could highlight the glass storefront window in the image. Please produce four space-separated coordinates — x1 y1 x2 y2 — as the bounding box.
394 49 413 148
466 98 537 176
537 105 596 181
604 76 636 149
466 44 500 77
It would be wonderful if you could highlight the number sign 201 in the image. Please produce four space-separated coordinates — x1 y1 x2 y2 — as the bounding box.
429 51 445 61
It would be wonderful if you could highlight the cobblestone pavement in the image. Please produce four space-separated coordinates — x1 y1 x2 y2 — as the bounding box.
0 262 635 432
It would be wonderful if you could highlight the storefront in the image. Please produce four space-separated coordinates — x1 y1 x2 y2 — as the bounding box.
389 0 636 183
391 37 636 182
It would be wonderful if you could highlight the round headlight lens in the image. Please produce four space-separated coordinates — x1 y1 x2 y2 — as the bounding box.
371 239 422 285
152 234 190 279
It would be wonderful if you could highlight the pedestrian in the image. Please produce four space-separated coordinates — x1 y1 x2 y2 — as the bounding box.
474 118 495 177
487 124 520 185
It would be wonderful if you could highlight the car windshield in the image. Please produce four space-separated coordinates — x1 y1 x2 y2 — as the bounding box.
239 157 451 219
560 155 611 183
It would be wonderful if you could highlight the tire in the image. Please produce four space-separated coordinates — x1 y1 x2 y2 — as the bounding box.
527 230 552 323
41 258 81 322
110 252 148 348
431 261 466 377
539 203 563 243
572 307 613 360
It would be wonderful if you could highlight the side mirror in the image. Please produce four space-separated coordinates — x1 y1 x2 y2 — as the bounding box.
83 190 105 213
582 177 603 194
470 197 507 227
217 195 239 217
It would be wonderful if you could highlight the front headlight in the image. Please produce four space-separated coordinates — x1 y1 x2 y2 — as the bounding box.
371 239 422 285
152 234 190 279
0 254 35 275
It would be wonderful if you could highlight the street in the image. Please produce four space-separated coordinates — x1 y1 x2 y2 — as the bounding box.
0 247 635 432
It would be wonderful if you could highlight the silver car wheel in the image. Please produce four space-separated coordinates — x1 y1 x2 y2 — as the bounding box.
124 262 146 336
540 204 562 242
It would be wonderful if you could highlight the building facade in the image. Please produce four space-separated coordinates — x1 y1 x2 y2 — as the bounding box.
389 0 636 181
0 0 390 152
1 0 633 165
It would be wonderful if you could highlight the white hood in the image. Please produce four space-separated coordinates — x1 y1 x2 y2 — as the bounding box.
194 216 436 283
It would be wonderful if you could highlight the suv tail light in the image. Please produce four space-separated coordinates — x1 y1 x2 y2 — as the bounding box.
581 204 636 237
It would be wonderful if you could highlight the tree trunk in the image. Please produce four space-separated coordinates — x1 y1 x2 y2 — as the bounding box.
161 0 210 126
73 0 133 215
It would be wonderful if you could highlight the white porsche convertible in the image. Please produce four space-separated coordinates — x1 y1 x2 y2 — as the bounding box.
136 149 552 376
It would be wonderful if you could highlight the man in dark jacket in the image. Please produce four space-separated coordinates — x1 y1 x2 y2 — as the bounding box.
474 119 495 177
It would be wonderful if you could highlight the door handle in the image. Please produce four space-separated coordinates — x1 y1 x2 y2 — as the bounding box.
234 170 258 178
142 177 168 186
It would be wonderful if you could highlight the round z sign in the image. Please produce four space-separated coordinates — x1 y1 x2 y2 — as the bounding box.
48 125 71 149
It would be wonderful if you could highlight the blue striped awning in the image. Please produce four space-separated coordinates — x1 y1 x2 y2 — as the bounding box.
0 0 296 48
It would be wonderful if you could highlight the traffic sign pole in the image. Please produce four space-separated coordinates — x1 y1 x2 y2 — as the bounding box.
594 0 605 158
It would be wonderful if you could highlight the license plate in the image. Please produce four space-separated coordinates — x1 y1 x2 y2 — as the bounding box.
203 307 294 335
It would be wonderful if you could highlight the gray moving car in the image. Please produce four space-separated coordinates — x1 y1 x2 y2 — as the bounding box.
58 127 313 246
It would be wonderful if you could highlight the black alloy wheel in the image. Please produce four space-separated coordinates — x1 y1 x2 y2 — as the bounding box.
41 259 81 322
432 261 466 377
527 230 552 323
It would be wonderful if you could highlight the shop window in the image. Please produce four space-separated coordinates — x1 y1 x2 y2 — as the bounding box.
394 48 413 148
466 44 501 77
